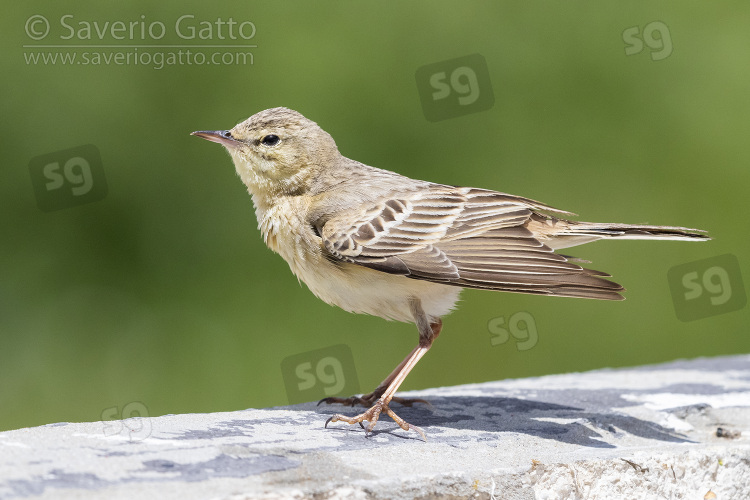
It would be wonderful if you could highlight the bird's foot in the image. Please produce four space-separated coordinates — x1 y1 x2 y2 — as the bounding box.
318 392 429 408
317 394 375 408
324 397 426 441
391 396 431 407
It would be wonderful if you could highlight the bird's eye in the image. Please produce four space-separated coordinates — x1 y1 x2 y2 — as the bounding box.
261 134 280 146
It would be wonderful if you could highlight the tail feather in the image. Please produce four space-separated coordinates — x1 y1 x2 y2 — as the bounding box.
544 222 709 250
565 222 709 241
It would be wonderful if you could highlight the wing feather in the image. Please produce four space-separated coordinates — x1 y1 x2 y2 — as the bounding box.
320 186 624 299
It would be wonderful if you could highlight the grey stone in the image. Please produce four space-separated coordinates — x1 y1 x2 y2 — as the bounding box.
1 355 749 499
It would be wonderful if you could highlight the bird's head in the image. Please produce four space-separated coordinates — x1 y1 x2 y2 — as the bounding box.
192 107 340 197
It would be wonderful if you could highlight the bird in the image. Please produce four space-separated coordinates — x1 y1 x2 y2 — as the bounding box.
192 107 708 440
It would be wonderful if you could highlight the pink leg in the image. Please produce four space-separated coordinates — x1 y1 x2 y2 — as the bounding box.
324 298 442 440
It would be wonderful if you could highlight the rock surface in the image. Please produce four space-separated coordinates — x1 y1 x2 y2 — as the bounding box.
2 355 749 499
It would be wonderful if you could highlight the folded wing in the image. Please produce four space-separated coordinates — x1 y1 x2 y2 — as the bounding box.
320 186 625 300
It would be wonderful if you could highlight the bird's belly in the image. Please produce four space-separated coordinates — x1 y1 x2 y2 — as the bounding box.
291 258 461 324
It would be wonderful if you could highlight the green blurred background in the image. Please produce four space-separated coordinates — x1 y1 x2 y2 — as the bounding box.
2 1 748 432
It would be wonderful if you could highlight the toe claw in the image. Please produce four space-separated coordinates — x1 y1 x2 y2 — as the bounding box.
411 425 427 442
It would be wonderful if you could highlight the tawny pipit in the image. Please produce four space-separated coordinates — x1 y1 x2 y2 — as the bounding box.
192 107 708 440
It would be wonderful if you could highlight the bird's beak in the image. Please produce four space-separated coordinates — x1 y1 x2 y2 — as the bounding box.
191 130 241 148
